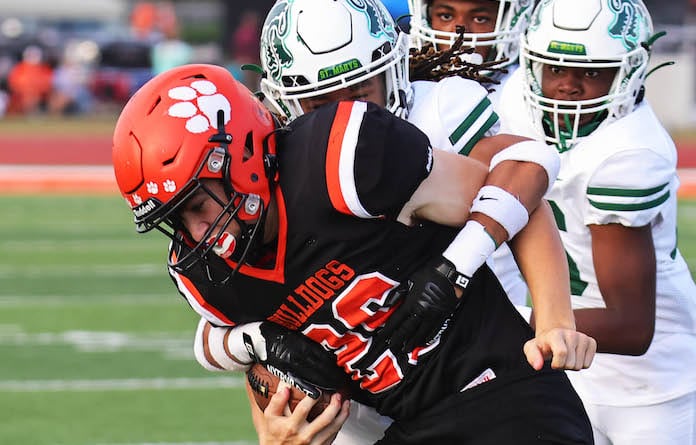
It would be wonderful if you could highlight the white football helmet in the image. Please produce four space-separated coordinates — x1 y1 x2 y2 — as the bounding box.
408 0 534 68
259 0 411 121
520 0 654 151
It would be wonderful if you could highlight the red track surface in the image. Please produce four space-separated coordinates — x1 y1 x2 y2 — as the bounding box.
0 135 695 195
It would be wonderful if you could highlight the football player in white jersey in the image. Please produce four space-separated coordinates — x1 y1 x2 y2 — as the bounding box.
242 0 593 443
408 0 536 305
498 0 696 443
408 0 533 105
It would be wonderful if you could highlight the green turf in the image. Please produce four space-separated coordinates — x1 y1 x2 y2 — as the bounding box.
0 195 256 445
0 195 694 445
678 200 696 272
1 390 256 445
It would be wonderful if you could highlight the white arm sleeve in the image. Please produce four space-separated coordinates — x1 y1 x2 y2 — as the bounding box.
193 318 267 373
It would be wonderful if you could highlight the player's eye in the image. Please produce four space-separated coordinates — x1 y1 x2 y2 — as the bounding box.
473 15 492 25
437 12 453 22
182 196 206 214
584 70 600 79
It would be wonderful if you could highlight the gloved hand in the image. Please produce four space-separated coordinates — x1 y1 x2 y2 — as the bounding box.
244 322 350 399
379 257 469 354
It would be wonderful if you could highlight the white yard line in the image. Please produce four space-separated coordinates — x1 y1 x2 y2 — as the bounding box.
0 295 176 306
0 376 245 392
0 264 165 277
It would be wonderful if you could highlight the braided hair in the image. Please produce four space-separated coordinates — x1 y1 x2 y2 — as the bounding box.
409 26 508 89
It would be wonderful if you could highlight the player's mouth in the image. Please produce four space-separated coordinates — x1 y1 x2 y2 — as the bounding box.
207 232 237 259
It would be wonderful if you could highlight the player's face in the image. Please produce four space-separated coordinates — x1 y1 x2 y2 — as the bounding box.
541 64 617 127
177 180 241 244
428 0 498 56
298 76 386 113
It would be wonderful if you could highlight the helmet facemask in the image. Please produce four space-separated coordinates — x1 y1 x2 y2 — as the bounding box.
138 133 273 285
409 0 534 71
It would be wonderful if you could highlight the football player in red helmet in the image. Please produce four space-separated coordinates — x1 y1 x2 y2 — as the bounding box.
113 64 279 282
113 63 595 444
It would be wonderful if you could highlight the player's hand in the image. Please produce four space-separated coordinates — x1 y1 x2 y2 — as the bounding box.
260 387 350 445
523 327 597 371
378 257 466 353
245 322 350 399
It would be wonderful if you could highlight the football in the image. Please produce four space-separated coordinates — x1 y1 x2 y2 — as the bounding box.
246 362 338 421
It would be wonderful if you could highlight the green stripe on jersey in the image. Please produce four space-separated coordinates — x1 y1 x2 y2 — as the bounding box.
457 112 499 156
588 190 670 211
548 200 566 231
449 97 496 148
587 182 669 197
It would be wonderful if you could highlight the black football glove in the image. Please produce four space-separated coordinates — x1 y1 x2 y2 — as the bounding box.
243 321 350 400
379 257 470 354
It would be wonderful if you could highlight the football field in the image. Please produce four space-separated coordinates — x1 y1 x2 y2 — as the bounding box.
0 195 256 445
1 194 695 445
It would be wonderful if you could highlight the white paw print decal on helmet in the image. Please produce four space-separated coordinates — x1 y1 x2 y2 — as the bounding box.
146 181 159 194
163 179 177 193
167 80 231 134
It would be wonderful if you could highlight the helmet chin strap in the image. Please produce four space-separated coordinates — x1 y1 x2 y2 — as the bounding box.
542 110 606 153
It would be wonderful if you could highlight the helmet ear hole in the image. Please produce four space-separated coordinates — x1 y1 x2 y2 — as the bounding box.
243 132 254 162
634 86 645 105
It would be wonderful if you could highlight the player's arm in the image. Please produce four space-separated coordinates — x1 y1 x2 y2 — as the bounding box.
397 147 488 226
570 150 665 355
510 203 596 370
470 135 596 370
577 223 656 355
406 133 559 279
389 133 598 368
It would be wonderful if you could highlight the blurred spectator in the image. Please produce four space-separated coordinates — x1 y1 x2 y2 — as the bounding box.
7 45 53 115
47 43 95 115
229 9 261 89
221 0 274 58
130 1 160 41
0 79 9 119
151 1 193 75
643 0 689 25
0 56 13 118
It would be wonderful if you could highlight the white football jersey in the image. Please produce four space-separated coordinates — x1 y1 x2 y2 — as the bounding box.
408 76 499 154
409 73 528 306
500 68 696 405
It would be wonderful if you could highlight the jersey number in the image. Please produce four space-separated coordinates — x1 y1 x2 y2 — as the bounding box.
303 272 405 393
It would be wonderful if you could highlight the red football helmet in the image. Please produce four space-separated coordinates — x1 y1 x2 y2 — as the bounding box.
112 64 278 278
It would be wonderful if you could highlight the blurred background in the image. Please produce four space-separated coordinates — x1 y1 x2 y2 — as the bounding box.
0 1 694 444
0 0 693 126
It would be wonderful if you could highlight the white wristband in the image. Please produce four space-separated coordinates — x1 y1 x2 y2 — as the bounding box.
442 220 497 277
489 140 560 195
470 185 529 241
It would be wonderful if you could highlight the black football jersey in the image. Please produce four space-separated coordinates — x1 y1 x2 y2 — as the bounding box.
170 101 537 420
